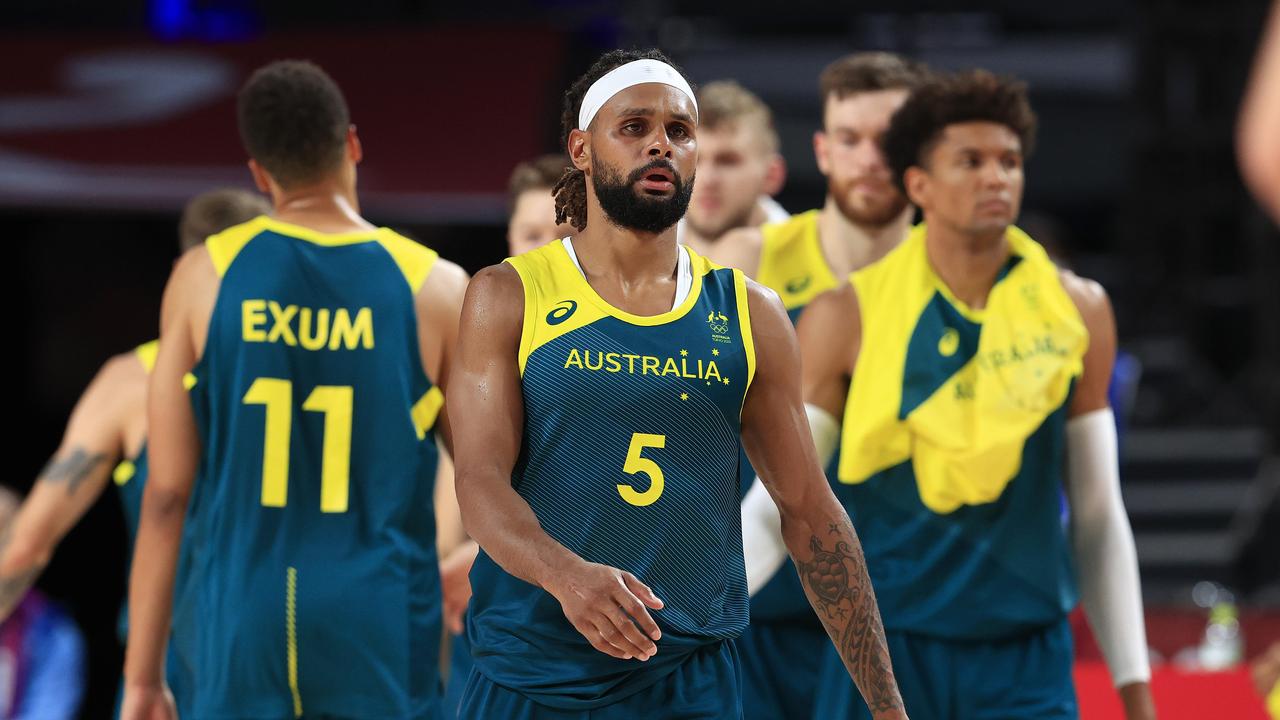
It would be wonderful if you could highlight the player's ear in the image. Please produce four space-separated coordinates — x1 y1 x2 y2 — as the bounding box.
904 165 929 209
247 159 272 194
347 124 363 165
763 153 787 196
568 129 590 173
813 130 830 177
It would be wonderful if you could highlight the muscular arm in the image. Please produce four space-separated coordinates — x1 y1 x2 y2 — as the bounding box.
739 281 903 719
125 248 215 695
1239 0 1280 224
0 356 141 618
1062 273 1154 720
446 264 663 661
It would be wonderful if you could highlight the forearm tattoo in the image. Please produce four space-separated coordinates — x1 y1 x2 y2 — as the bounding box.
795 517 903 714
0 527 43 617
38 447 108 497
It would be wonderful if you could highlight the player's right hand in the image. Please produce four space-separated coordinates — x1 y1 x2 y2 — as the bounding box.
120 683 177 720
546 560 664 661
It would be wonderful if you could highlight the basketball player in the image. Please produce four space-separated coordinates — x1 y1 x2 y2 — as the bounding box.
0 188 266 713
723 52 928 720
122 61 468 720
743 69 1156 719
1240 0 1280 224
448 48 906 719
678 80 788 267
507 154 576 257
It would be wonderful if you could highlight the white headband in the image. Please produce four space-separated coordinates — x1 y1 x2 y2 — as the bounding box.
577 59 698 131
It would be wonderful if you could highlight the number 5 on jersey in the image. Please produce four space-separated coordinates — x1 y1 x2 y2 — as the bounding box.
243 377 353 513
619 433 666 507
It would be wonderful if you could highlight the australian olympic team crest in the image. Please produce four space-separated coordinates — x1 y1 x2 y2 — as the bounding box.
707 309 733 344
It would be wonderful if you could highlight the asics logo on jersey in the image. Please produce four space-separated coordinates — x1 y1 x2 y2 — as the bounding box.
785 276 812 295
547 300 578 325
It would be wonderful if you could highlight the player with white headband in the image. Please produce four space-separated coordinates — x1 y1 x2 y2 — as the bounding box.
448 48 908 719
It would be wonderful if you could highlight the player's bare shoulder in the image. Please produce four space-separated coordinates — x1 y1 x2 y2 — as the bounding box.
1057 268 1114 336
417 256 471 328
714 226 765 277
89 349 151 413
459 263 527 340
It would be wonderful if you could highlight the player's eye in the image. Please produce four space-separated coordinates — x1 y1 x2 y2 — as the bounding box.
668 123 690 139
622 121 646 135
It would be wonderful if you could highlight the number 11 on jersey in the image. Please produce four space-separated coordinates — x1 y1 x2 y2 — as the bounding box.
243 377 354 512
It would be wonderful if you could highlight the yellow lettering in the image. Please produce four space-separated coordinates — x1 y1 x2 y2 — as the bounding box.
661 357 679 376
298 308 330 351
705 361 722 383
605 353 622 373
267 302 299 345
243 299 268 342
564 348 584 369
623 354 640 373
681 358 697 378
585 350 604 371
329 307 374 351
641 356 660 375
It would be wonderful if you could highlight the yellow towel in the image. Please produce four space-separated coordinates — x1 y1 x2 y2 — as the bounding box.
839 224 1088 513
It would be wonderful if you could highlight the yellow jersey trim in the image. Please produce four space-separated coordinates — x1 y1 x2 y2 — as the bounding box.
732 269 756 409
112 460 136 487
286 566 302 718
206 216 271 277
259 216 383 247
134 339 160 374
374 229 439 293
756 210 839 310
410 386 445 441
558 241 707 327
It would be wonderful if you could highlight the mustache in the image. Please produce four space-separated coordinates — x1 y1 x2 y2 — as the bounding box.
626 159 683 185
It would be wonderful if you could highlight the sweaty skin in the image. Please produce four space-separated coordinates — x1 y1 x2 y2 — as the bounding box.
448 80 906 718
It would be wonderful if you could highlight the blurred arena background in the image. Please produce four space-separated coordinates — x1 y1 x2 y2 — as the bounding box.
4 1 1279 717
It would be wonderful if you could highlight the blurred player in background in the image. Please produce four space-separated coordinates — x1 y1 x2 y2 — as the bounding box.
123 60 468 720
506 154 576 257
678 80 788 267
448 48 906 719
720 52 928 720
0 188 266 714
744 69 1156 720
1239 0 1280 225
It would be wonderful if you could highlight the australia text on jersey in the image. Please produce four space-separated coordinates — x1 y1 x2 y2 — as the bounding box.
562 348 731 385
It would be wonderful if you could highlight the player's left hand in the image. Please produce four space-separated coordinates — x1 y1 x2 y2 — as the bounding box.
441 540 479 634
1118 680 1157 720
120 682 177 720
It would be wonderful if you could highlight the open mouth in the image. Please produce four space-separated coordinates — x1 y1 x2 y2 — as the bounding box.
638 166 676 193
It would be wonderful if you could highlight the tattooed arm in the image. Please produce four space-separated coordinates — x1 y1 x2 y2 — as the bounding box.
0 352 145 618
739 280 905 719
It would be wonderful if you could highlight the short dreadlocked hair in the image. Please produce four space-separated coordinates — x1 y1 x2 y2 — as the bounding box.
882 69 1037 195
238 60 350 189
553 49 691 231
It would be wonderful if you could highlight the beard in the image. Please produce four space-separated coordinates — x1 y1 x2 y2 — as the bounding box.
593 158 694 235
829 175 910 228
